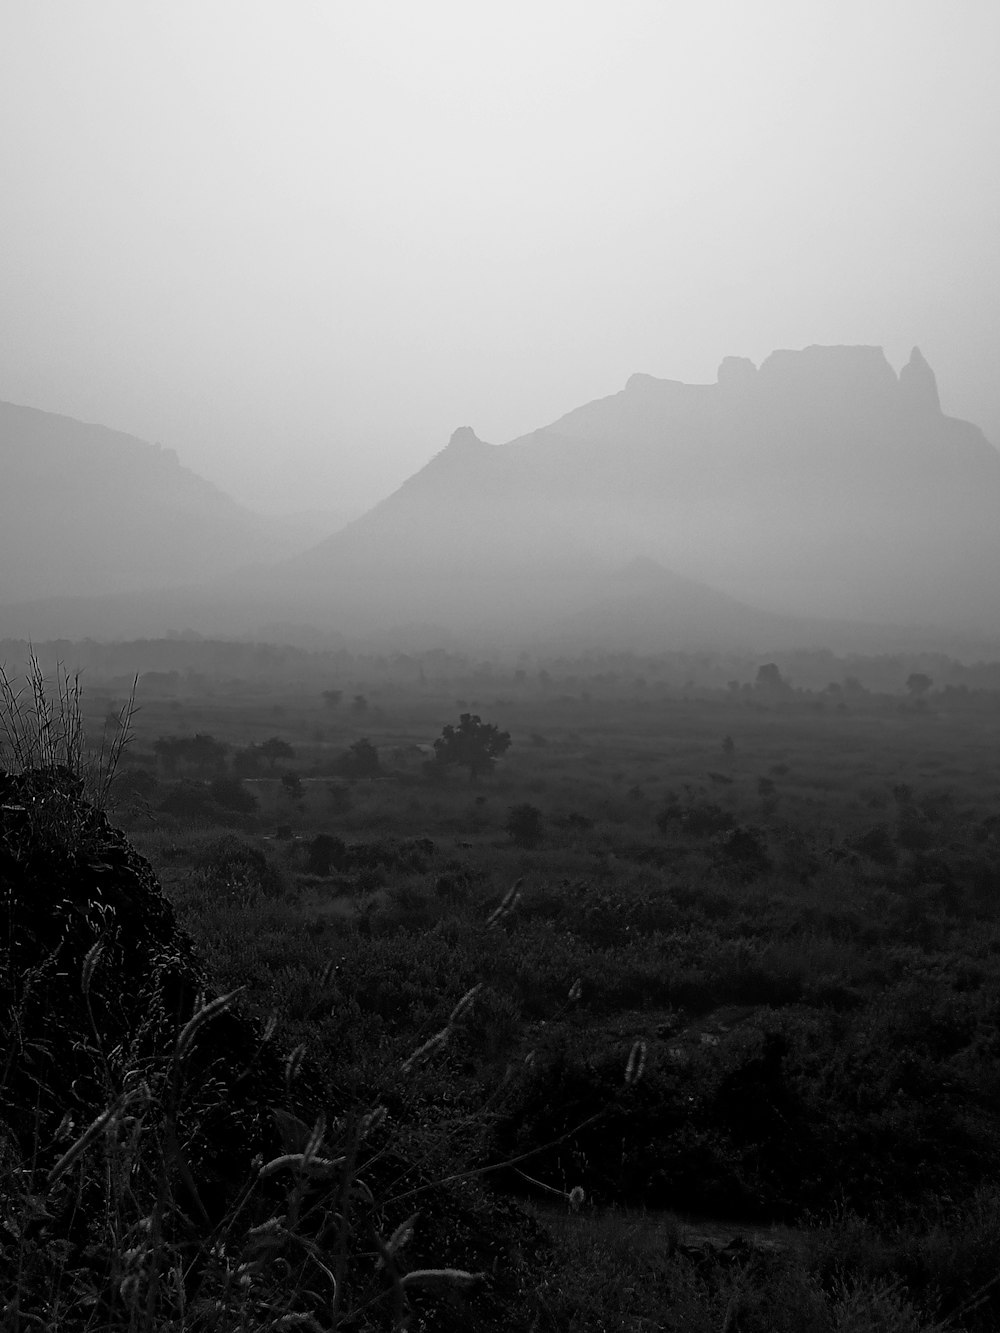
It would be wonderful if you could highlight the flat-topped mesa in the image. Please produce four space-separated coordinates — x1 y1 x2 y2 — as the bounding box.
633 346 941 416
757 344 899 402
898 345 942 414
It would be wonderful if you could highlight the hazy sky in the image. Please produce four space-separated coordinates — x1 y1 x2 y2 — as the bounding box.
2 1 998 515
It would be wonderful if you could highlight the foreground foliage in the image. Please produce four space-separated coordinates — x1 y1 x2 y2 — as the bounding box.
5 654 1000 1328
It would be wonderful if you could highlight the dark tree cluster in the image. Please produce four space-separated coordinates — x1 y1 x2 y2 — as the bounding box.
432 713 511 781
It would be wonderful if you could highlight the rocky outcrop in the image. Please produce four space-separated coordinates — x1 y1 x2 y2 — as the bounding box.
899 345 942 414
716 355 757 389
0 766 332 1216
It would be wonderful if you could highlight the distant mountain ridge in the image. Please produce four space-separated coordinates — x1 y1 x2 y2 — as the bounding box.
0 400 343 602
3 344 998 651
273 344 1000 636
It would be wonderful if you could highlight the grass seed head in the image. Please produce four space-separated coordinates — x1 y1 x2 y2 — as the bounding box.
447 982 483 1026
175 988 244 1061
284 1042 307 1090
380 1211 418 1264
80 939 105 996
625 1039 647 1086
401 1268 485 1291
360 1105 387 1138
400 1028 448 1073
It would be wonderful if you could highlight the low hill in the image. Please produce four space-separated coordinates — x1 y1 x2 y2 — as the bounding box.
0 400 342 602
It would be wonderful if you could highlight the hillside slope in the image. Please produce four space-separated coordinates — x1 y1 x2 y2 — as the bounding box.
274 345 1000 634
0 400 340 601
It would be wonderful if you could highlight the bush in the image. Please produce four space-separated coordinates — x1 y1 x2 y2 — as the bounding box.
717 825 772 876
158 779 218 820
305 833 350 876
850 824 899 866
657 798 735 838
208 774 258 814
505 803 545 847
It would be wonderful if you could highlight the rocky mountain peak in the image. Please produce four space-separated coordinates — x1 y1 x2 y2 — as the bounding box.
447 426 485 447
898 345 941 414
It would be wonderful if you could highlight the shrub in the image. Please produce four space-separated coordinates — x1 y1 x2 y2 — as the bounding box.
158 779 218 820
305 832 350 876
208 774 258 814
506 803 545 847
717 825 772 877
850 824 899 866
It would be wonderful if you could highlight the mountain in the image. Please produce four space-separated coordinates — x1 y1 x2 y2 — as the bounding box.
0 400 344 603
267 344 1000 638
4 344 998 651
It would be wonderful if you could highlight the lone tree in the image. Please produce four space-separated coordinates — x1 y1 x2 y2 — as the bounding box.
333 737 381 779
754 663 790 694
259 736 295 771
433 713 511 782
906 672 933 698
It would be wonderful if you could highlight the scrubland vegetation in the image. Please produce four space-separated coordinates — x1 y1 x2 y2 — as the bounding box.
4 643 1000 1329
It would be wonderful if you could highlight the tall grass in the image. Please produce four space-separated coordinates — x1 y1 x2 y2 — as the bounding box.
0 652 136 810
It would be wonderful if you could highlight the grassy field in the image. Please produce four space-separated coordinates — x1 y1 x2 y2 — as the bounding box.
6 652 1000 1329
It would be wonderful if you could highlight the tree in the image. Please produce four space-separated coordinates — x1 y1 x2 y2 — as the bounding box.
232 744 264 777
184 733 229 775
906 672 933 698
333 738 381 779
754 663 790 694
152 733 228 776
260 737 295 770
433 713 511 782
322 689 343 709
209 775 258 814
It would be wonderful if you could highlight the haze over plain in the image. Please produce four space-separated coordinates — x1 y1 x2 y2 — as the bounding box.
2 1 998 516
